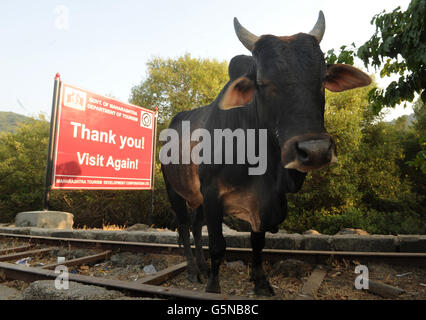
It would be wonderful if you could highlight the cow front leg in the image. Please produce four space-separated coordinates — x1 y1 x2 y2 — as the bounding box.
178 223 201 283
203 190 226 294
251 231 274 296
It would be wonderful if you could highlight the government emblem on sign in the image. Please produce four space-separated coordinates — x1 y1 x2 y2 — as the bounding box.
63 87 86 111
141 111 152 129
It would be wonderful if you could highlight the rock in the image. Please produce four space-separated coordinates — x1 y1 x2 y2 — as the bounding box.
0 284 21 300
336 228 369 236
269 259 312 278
22 280 123 300
125 224 150 231
50 248 93 260
225 260 246 271
143 264 157 274
303 229 321 235
110 252 146 267
368 280 405 298
15 211 73 229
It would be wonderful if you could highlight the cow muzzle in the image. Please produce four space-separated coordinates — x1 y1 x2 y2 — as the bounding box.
281 134 337 172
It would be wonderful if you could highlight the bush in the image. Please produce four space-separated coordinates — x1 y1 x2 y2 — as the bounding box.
0 117 49 222
282 207 425 235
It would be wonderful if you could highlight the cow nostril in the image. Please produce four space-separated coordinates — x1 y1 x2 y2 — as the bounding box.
296 144 309 162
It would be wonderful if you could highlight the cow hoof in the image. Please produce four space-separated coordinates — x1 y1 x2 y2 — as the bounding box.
254 281 274 297
187 265 202 283
187 271 199 283
206 277 221 294
197 261 210 278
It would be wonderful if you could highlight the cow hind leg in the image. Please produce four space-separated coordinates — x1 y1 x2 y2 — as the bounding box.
203 187 226 294
192 206 209 279
251 231 274 296
164 177 201 283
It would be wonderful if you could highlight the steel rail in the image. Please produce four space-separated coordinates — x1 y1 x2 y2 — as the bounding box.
0 232 424 300
0 261 243 300
0 232 424 264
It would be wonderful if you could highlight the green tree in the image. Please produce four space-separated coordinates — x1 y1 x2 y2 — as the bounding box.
357 0 426 113
130 53 228 125
283 79 425 234
0 116 49 222
407 99 426 173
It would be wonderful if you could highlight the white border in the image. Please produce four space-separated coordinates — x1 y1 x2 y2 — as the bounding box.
52 81 156 190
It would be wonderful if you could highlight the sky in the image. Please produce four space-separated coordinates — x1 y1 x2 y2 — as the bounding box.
0 0 413 121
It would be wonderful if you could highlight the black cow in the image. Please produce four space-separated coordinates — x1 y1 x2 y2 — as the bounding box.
161 11 371 295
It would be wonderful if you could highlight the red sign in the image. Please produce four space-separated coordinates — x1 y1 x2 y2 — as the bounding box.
52 82 156 190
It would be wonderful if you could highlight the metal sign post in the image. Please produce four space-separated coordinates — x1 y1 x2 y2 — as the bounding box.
149 106 158 221
43 73 61 211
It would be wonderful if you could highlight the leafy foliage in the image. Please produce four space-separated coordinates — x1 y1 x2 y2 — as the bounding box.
325 44 357 66
130 53 228 125
357 0 426 113
0 116 49 222
406 99 426 173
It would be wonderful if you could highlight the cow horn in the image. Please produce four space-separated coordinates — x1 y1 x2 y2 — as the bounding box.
233 17 259 52
308 10 325 43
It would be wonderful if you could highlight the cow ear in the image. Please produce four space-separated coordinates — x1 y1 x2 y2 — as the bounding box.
324 64 372 92
219 76 255 110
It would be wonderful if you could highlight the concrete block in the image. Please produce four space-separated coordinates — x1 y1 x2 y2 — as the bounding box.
94 230 127 242
331 235 397 252
15 211 73 229
397 235 426 253
301 235 332 251
225 233 247 248
265 233 302 250
0 227 31 235
50 231 76 239
29 227 57 237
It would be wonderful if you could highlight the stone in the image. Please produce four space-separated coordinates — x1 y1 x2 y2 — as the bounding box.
0 284 21 300
303 229 321 235
125 223 150 231
336 228 369 236
22 280 123 300
15 211 73 229
225 260 246 271
269 259 312 278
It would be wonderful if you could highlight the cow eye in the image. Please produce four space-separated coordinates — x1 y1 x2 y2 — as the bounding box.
257 79 270 88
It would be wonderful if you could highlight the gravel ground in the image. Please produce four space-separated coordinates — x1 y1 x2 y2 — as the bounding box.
1 238 424 300
318 258 426 300
163 259 307 300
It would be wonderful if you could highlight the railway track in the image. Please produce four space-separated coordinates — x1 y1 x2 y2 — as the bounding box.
0 232 425 300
